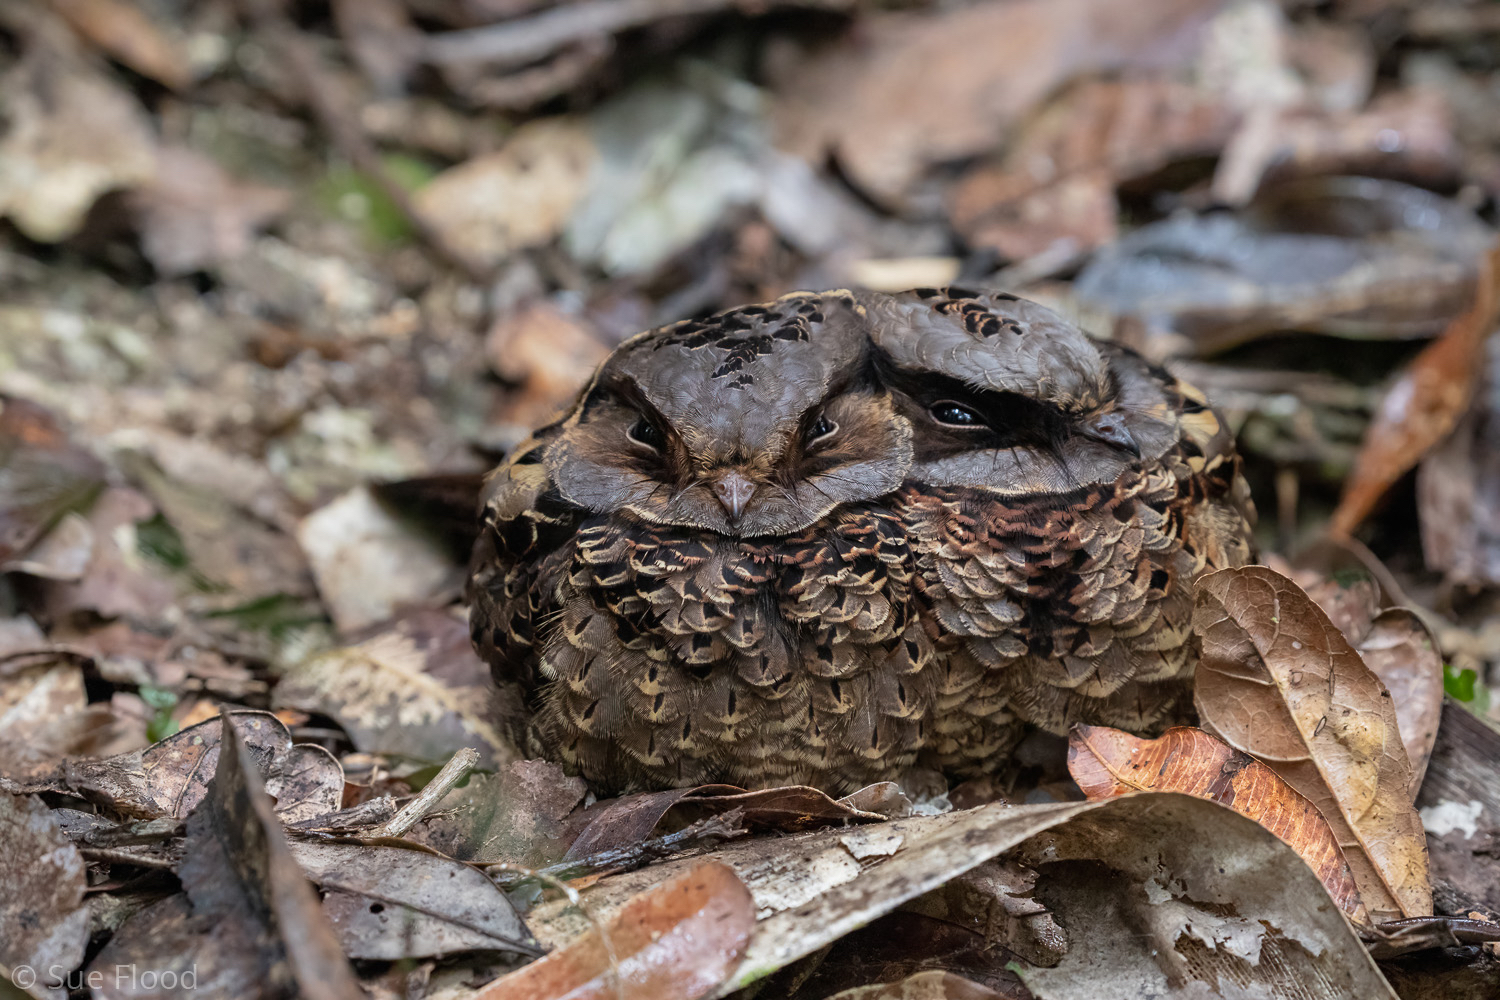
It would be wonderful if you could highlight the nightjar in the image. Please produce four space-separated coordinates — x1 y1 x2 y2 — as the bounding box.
468 288 1254 794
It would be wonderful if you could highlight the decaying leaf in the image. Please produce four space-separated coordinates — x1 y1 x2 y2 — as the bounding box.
1332 244 1500 537
0 793 90 1000
87 716 362 1000
0 650 144 781
412 758 587 868
474 862 754 1000
517 794 1396 999
42 710 342 824
774 0 1221 205
273 609 520 769
1075 177 1493 356
485 300 610 443
52 0 193 90
289 841 539 961
1069 725 1366 921
129 146 292 276
1193 565 1432 920
822 972 1008 1000
0 394 106 567
565 783 899 862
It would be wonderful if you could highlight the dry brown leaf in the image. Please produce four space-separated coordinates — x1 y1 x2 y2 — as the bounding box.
0 793 90 1000
1069 724 1366 922
52 0 192 90
486 300 610 441
474 861 754 1000
1282 567 1445 793
39 710 342 824
1192 565 1431 920
773 0 1220 205
0 395 106 567
1332 245 1500 538
129 146 292 276
949 78 1235 260
87 716 362 1000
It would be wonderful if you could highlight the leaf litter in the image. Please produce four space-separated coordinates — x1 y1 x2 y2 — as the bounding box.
2 0 1500 996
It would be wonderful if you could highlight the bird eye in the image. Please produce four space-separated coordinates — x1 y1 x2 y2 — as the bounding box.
805 414 838 446
929 401 984 427
627 417 665 451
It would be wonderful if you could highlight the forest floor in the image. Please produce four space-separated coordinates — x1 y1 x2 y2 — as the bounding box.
2 1 1500 998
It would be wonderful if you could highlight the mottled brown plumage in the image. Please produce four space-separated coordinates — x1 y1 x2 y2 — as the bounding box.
468 288 1254 794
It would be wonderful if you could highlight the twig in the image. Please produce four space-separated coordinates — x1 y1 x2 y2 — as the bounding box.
374 747 480 839
488 807 748 889
422 0 854 70
239 0 491 282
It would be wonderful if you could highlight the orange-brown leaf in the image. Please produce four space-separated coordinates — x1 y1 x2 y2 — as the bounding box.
1331 245 1500 537
475 861 754 1000
1069 724 1367 922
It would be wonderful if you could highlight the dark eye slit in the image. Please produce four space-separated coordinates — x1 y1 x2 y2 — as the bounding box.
877 361 1072 453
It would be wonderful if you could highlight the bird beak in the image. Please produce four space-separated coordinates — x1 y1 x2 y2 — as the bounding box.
1082 412 1141 457
712 470 758 521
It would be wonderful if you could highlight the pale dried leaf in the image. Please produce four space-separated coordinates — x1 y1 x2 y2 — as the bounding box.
289 841 538 960
274 610 519 769
297 486 456 633
414 117 595 268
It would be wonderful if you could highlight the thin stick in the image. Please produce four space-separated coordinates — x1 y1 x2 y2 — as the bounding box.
374 747 480 839
423 0 853 69
240 0 491 281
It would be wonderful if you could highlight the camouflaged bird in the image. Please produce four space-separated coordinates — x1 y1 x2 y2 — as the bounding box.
468 288 1255 794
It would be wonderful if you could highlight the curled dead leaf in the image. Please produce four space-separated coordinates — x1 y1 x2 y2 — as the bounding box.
1192 565 1432 920
1069 724 1366 922
1332 245 1500 538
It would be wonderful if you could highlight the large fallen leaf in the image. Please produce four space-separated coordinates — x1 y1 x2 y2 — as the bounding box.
513 794 1396 1000
273 609 520 769
413 759 587 867
1192 565 1431 920
1069 725 1365 921
289 841 539 961
86 716 362 1000
0 793 89 1000
474 862 754 1000
1074 177 1493 355
1331 244 1500 537
24 710 343 824
774 0 1220 204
